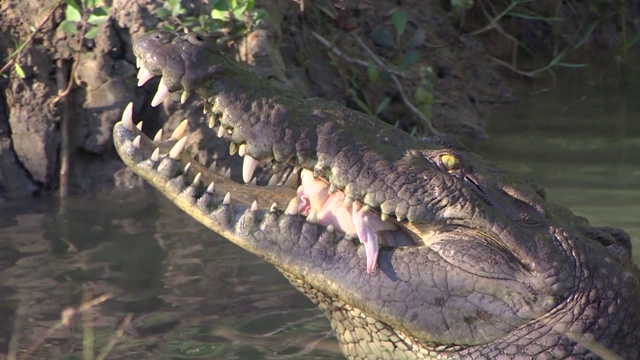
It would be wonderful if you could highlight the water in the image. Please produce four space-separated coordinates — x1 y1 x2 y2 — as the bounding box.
0 80 639 359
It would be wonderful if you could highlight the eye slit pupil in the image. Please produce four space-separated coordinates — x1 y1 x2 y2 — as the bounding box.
440 153 461 172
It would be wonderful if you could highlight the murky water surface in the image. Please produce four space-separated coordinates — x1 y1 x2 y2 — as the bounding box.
1 80 639 359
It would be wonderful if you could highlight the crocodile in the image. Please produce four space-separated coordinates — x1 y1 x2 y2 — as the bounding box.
113 30 640 359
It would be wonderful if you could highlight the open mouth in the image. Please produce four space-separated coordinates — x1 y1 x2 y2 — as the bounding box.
113 47 419 274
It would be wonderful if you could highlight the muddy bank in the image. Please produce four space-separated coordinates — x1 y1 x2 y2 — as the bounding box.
0 0 637 198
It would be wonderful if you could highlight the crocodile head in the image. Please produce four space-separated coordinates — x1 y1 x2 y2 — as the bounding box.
113 31 640 359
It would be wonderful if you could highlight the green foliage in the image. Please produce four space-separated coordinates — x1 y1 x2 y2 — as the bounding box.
156 0 265 37
58 0 111 40
370 9 426 69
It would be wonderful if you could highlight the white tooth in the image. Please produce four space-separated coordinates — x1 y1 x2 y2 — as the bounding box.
269 203 277 212
183 162 191 174
136 57 141 68
229 143 238 156
193 172 201 185
329 183 337 193
327 224 334 233
121 102 134 131
206 182 215 193
284 168 300 188
251 200 258 212
132 135 141 148
267 174 279 187
137 66 154 86
238 144 246 157
169 137 187 160
209 161 217 171
151 79 170 107
381 213 389 222
208 116 216 128
224 168 231 178
181 91 191 104
217 125 226 138
153 129 163 143
136 121 143 131
150 148 160 162
284 197 298 215
203 105 208 114
250 177 257 186
171 119 188 140
223 192 231 205
242 155 259 183
306 209 317 224
343 196 354 208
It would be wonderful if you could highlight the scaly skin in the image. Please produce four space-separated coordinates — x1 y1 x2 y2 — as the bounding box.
113 31 640 359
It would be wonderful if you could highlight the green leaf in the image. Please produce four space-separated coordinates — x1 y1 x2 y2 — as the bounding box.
391 9 407 39
406 28 426 48
556 62 587 68
85 26 100 39
156 8 170 19
352 96 373 115
65 4 82 22
14 63 26 79
211 9 228 21
400 50 420 67
367 61 379 82
375 97 391 115
87 7 110 25
59 20 79 34
371 26 395 49
414 86 432 104
64 0 81 12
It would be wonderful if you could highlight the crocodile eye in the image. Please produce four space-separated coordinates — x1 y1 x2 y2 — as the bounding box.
440 153 461 172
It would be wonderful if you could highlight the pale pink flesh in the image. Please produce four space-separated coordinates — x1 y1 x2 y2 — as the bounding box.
297 170 397 273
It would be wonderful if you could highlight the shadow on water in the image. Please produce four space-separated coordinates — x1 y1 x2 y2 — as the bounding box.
0 79 639 359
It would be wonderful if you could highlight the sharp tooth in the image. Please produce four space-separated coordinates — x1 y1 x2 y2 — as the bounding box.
251 200 258 212
250 177 257 186
223 192 231 205
206 182 215 193
121 102 134 131
151 79 170 107
203 105 208 114
153 129 163 143
181 91 191 104
269 203 277 212
136 57 141 68
217 126 226 138
150 148 160 162
306 209 317 224
136 121 143 131
137 66 154 86
284 197 298 215
229 143 238 156
208 115 216 128
329 183 337 193
284 168 300 188
171 119 188 140
169 137 188 160
327 224 334 233
381 213 389 222
242 155 259 184
132 135 141 148
223 168 231 178
343 196 354 208
183 162 191 174
267 174 279 187
193 172 201 185
238 144 246 157
209 161 217 171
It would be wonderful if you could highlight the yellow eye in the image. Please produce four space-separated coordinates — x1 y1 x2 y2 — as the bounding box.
440 153 461 172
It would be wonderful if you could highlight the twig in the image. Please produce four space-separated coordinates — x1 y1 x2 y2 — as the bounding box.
95 313 133 360
310 31 409 79
350 33 440 136
18 294 113 360
0 1 64 75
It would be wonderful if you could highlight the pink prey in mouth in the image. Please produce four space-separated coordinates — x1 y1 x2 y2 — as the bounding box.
296 169 399 273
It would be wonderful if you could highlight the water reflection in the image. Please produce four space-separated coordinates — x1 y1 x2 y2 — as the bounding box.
0 192 340 359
